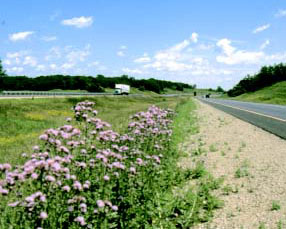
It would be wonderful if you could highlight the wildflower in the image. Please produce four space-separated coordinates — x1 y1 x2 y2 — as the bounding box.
96 200 105 208
31 173 38 179
45 175 56 182
39 134 48 141
51 162 61 172
40 195 46 202
103 175 110 181
3 163 11 171
62 186 71 192
39 212 48 220
74 216 86 226
130 167 136 173
136 158 144 165
8 201 19 207
66 117 72 122
80 149 87 155
33 146 40 152
111 205 118 211
73 181 83 191
79 203 87 213
59 146 69 154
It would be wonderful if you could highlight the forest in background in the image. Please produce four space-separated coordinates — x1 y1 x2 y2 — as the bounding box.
0 60 195 94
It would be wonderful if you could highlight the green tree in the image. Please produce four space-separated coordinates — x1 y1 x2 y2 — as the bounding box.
216 86 224 93
0 59 7 91
0 59 6 77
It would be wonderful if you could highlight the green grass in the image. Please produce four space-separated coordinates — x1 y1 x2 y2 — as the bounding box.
0 95 185 165
271 201 281 211
230 81 286 105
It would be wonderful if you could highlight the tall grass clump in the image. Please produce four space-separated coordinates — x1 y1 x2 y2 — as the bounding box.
0 99 220 228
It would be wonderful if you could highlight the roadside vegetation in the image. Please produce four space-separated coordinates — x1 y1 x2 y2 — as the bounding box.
0 96 221 227
227 63 286 97
0 96 181 165
232 81 286 105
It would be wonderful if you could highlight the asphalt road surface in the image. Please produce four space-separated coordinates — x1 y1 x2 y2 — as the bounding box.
198 98 286 139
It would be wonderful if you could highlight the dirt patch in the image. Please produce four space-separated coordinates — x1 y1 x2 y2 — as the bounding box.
187 100 286 229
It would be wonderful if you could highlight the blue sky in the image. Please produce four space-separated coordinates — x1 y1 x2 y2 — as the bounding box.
1 0 286 89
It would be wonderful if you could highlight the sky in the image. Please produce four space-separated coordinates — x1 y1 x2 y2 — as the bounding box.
1 0 286 89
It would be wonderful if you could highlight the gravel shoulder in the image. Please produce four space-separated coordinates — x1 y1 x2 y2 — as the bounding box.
186 99 286 228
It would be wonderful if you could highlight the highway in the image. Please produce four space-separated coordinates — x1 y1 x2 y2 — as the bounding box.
198 98 286 139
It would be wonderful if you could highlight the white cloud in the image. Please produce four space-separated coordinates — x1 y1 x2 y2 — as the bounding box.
122 68 143 74
23 56 37 67
260 39 270 50
198 44 213 50
62 62 74 69
45 47 61 61
191 32 198 43
275 9 286 17
170 39 190 52
117 51 125 57
66 44 90 62
50 64 57 70
6 67 24 73
3 59 11 65
134 53 151 63
5 51 29 65
88 61 100 67
9 31 34 41
42 36 57 42
36 65 46 71
61 16 93 28
216 38 264 65
253 24 270 34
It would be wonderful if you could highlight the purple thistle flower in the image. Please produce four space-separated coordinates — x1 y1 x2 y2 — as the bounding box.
74 216 86 226
39 134 48 141
111 205 118 211
31 173 39 179
103 175 110 181
62 185 71 192
96 200 105 208
39 212 48 220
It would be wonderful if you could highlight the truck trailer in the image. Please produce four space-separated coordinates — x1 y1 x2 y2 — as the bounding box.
114 84 130 95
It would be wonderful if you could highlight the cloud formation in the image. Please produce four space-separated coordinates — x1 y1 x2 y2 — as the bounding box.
216 38 264 65
252 24 270 34
275 9 286 17
61 16 93 28
9 31 34 41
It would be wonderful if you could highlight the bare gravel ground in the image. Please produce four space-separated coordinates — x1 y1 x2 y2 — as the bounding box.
187 100 286 229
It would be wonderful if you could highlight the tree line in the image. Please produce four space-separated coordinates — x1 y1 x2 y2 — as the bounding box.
0 60 195 93
228 63 286 97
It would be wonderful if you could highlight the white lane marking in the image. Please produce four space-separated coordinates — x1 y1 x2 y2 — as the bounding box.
200 99 286 122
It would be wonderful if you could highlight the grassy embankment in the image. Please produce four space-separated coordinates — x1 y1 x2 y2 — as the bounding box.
227 81 286 105
0 96 183 164
0 95 221 227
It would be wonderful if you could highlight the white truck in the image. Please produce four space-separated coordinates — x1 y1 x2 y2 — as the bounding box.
114 84 130 95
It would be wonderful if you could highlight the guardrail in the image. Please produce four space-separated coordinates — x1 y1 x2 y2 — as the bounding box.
0 91 113 97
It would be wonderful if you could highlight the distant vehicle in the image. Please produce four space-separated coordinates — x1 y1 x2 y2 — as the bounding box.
205 93 210 98
114 84 130 95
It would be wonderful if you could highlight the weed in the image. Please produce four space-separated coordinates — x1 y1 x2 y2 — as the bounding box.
271 201 281 211
209 144 218 152
258 222 266 229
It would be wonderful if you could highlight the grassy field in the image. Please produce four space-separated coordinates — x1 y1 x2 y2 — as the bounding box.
0 95 185 165
228 81 286 105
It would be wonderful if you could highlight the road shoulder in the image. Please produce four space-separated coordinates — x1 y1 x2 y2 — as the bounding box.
188 100 286 228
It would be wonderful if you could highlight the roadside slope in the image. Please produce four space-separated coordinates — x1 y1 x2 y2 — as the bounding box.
190 100 286 228
233 81 286 105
